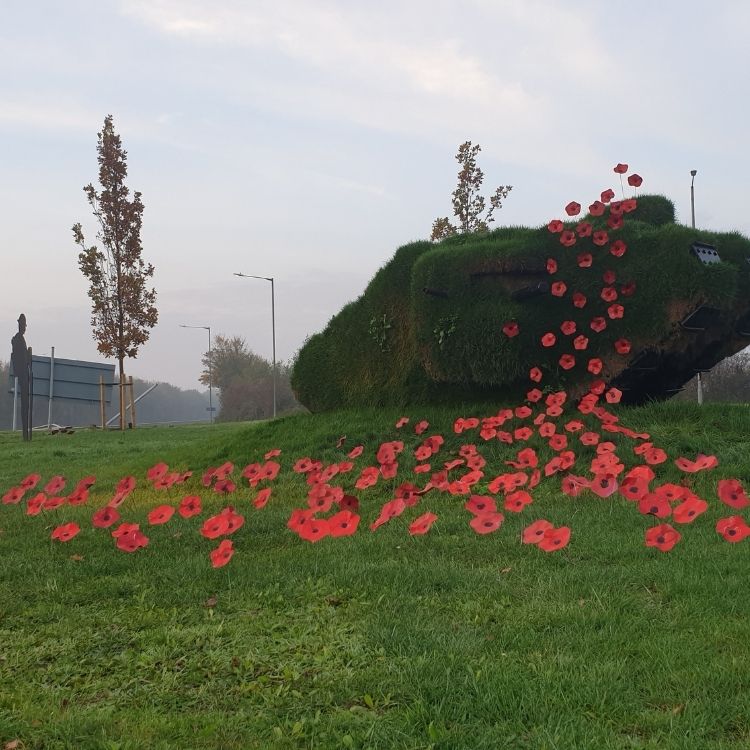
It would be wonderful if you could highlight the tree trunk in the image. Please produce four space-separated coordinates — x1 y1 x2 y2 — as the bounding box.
119 355 125 430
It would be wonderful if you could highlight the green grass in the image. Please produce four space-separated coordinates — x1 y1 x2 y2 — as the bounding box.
1 402 750 749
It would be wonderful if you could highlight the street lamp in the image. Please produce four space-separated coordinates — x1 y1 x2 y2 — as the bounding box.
690 169 697 229
234 272 276 419
180 324 213 423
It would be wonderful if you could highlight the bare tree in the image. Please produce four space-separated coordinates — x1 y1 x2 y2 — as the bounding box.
431 141 512 241
73 115 158 429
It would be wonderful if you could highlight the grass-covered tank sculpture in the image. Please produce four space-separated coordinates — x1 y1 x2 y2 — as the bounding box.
292 168 750 411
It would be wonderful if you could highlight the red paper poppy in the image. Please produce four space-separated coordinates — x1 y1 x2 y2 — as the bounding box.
607 214 623 230
2 487 24 505
547 258 558 274
147 462 169 482
264 448 282 459
645 523 681 552
576 221 593 237
469 511 504 535
592 231 609 247
580 431 600 446
560 320 577 335
572 292 587 309
548 434 568 452
526 388 543 403
465 495 497 515
571 335 588 351
414 463 431 474
395 417 409 429
298 517 330 543
565 201 581 216
44 476 66 495
607 304 624 320
337 461 354 474
370 498 407 531
652 483 684 503
716 516 750 543
210 539 234 568
605 387 622 404
559 354 575 370
675 454 719 473
538 422 555 438
622 198 638 212
200 514 231 540
637 493 672 518
560 474 589 496
600 287 618 303
610 240 627 258
614 338 631 354
577 253 593 268
529 367 543 383
672 495 708 524
548 219 564 233
51 522 80 543
559 230 576 247
26 493 45 516
613 163 628 174
522 519 553 544
619 476 648 502
515 405 532 419
506 447 538 469
551 281 567 297
717 479 750 509
380 462 398 479
148 504 175 525
116 529 149 553
347 445 364 460
67 488 89 506
414 420 429 435
20 473 41 490
502 321 520 338
627 173 643 187
409 512 438 536
514 426 533 441
541 332 556 347
504 490 533 513
43 495 66 510
565 419 584 432
92 506 120 528
329 509 360 537
176 495 200 518
213 478 236 494
590 317 607 333
600 188 615 203
590 473 618 498
588 201 605 216
538 526 571 552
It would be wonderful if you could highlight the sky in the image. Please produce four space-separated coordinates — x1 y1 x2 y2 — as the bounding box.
3 0 749 391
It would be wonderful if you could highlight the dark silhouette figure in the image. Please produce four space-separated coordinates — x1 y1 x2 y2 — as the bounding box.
11 313 32 441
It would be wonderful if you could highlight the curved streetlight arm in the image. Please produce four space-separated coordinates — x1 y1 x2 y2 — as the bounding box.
179 324 213 423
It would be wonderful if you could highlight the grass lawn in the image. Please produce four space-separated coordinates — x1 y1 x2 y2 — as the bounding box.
1 402 750 749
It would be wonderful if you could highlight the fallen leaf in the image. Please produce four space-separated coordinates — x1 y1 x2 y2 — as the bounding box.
500 567 512 574
4 741 22 750
336 435 347 448
203 595 218 608
70 554 84 562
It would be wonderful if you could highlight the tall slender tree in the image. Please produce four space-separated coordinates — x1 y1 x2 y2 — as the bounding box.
73 115 158 429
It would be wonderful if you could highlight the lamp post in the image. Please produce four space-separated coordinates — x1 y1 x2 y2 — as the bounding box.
180 324 213 423
690 170 704 406
234 272 276 419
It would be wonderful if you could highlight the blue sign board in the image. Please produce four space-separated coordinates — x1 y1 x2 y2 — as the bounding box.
9 355 116 403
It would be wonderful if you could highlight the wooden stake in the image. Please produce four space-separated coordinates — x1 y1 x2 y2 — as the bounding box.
129 375 137 429
99 375 105 429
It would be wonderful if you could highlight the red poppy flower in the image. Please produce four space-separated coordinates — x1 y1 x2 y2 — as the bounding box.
51 522 80 543
409 512 438 536
572 292 587 308
116 528 149 553
526 388 543 403
488 471 527 494
469 511 504 535
559 230 576 247
607 304 624 320
652 483 684 503
607 214 623 230
522 519 553 544
200 513 231 540
576 221 593 237
600 287 617 303
92 506 120 528
264 448 282 460
210 539 234 568
380 462 398 479
319 464 339 482
577 252 592 268
43 495 66 510
20 473 41 490
675 454 719 473
541 332 556 347
214 478 236 494
590 317 607 333
370 498 407 531
538 422 555 438
514 426 533 441
395 417 410 429
2 487 24 505
548 219 564 233
504 490 533 513
716 516 750 543
558 354 575 370
637 493 672 518
627 173 643 187
337 461 354 474
147 462 169 482
600 188 615 203
717 479 750 509
588 200 605 216
175 496 200 519
590 473 618 498
465 495 497 515
111 522 140 539
506 447 538 469
613 163 628 174
347 445 364 460
605 387 622 404
600 271 615 286
619 476 648 501
622 198 638 212
502 321 520 338
579 431 600 446
67 488 89 506
329 509 360 537
645 523 681 552
546 258 558 274
564 201 581 216
414 420 429 435
592 230 609 247
513 405 531 419
560 474 589 496
608 241 627 260
672 495 708 524
565 420 584 432
568 335 587 352
613 338 631 355
44 476 66 495
339 493 360 511
529 367 543 383
297 517 330 542
148 504 175 525
551 281 567 297
560 320 576 336
548 434 568 452
538 526 571 552
26 493 45 516
109 476 136 508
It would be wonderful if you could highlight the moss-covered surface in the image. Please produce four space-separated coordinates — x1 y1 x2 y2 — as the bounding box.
292 195 750 411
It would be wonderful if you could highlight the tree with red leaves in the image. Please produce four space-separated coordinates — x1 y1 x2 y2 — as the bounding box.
73 115 158 430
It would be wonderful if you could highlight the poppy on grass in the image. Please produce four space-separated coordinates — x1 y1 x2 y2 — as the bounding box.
645 523 681 552
590 317 607 333
675 454 719 473
26 493 45 516
147 462 169 482
298 518 331 542
577 253 592 268
610 240 627 257
504 490 533 513
529 367 543 383
340 494 360 512
572 292 587 309
547 219 564 233
716 516 750 543
414 420 429 435
502 321 520 338
717 479 750 509
116 529 149 553
148 505 175 525
210 539 235 568
589 200 605 216
200 514 231 540
601 287 618 303
67 488 89 506
607 304 624 320
348 445 364 459
587 358 603 375
605 388 623 404
637 494 672 518
590 474 618 498
514 426 533 441
592 231 609 247
627 173 643 187
652 483 684 503
329 510 360 537
526 388 543 403
541 332 556 347
522 519 553 544
51 522 80 543
355 467 379 490
253 488 272 509
178 496 202 518
409 512 438 536
559 230 576 247
44 476 66 495
559 354 576 371
576 221 593 237
551 281 568 297
43 495 65 510
614 338 631 355
469 512 504 535
672 495 708 524
619 476 649 502
92 506 120 528
546 258 558 274
264 448 282 459
465 495 497 515
20 473 41 490
565 201 581 216
607 214 623 230
538 526 571 552
561 475 589 497
2 487 24 505
395 417 409 429
622 198 638 213
573 335 589 350
560 320 577 335
601 188 615 203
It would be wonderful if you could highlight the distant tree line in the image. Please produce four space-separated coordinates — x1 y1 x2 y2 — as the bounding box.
200 335 302 422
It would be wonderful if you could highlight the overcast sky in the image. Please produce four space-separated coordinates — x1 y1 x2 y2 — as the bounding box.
3 0 748 391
